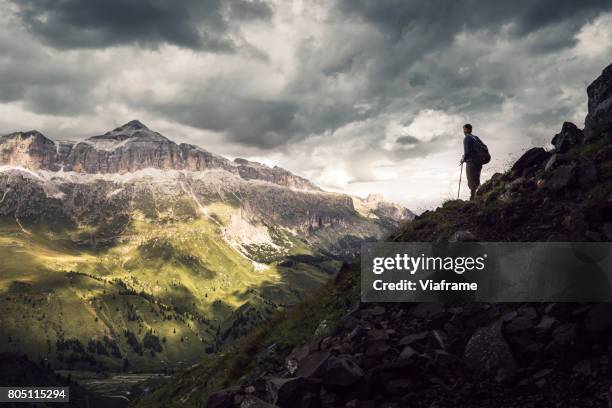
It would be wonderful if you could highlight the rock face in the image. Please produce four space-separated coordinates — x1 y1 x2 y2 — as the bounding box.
0 131 58 170
233 158 320 190
0 120 318 191
585 62 612 139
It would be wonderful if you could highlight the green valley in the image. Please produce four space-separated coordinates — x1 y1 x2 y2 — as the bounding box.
0 209 335 372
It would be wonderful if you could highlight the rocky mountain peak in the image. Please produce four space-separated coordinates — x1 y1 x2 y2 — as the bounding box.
119 119 148 130
2 129 49 142
20 129 45 137
104 119 154 137
87 119 169 145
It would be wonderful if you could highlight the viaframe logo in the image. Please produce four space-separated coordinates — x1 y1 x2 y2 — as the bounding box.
372 253 488 275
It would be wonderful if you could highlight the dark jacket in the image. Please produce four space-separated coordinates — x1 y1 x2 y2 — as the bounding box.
462 133 477 163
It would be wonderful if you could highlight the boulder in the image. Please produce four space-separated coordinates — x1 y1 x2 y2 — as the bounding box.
323 356 365 387
585 62 612 140
551 122 583 152
504 316 534 333
533 316 558 336
511 147 551 176
295 350 331 379
398 346 417 360
464 321 516 377
266 377 319 407
542 164 575 192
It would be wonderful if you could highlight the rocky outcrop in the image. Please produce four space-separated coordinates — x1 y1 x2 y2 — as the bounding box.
510 147 550 177
551 122 583 153
0 120 320 191
585 62 612 139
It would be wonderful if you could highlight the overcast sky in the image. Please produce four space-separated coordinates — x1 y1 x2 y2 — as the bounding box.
1 0 612 210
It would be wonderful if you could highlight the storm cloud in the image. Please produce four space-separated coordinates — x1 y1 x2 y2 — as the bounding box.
8 0 272 51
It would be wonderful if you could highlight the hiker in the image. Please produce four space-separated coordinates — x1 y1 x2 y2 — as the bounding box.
460 124 490 200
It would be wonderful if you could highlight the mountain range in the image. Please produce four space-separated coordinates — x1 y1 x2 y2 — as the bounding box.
0 121 413 372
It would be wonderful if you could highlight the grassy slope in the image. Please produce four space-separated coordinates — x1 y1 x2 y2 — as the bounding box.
133 262 359 407
0 200 335 372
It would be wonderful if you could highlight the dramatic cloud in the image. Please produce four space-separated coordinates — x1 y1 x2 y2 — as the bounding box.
8 0 272 51
337 1 609 47
1 0 612 209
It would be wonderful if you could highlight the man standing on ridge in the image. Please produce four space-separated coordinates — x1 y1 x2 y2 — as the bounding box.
460 124 490 200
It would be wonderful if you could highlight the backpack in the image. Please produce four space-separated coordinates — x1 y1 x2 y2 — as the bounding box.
469 134 491 165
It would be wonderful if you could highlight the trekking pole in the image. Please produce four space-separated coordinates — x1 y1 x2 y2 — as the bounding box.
457 162 463 199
